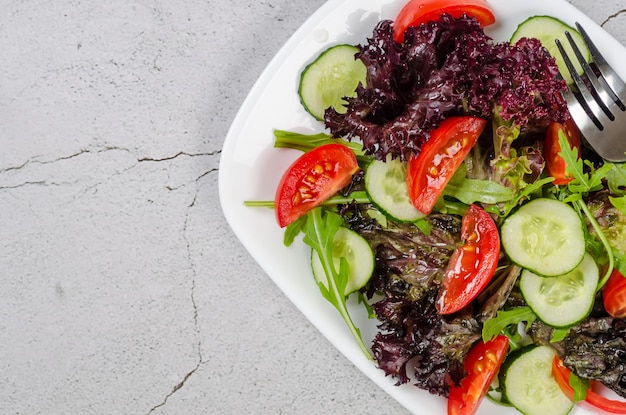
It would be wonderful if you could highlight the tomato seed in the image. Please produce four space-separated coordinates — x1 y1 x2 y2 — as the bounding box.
466 231 479 243
462 245 476 254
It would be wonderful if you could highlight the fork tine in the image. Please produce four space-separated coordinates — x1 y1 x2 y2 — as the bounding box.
563 30 614 120
557 24 626 162
561 79 626 161
561 86 592 131
575 22 626 109
555 38 611 130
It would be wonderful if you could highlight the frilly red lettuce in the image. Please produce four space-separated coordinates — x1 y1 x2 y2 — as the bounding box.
324 14 568 165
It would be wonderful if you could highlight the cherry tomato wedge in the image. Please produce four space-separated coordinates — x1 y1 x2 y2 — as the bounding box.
436 204 500 315
448 335 509 415
544 119 582 185
407 116 487 215
552 356 626 414
603 269 626 319
393 0 496 43
275 143 358 228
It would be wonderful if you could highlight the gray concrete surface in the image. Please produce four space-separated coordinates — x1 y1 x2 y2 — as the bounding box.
1 1 625 414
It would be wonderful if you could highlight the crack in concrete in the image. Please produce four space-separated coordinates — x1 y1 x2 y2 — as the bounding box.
1 147 221 197
0 180 49 190
0 179 79 191
0 146 132 174
1 147 221 175
137 150 220 163
601 8 626 26
165 168 217 192
146 169 214 414
0 147 135 195
184 190 204 363
147 363 201 414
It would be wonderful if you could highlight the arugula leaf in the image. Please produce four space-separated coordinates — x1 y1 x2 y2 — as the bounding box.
558 131 610 194
569 372 590 402
357 291 377 319
499 177 554 216
302 207 373 359
365 208 388 228
590 163 613 191
274 129 343 151
283 214 307 246
558 132 615 288
606 162 626 196
609 195 626 215
273 129 371 168
244 190 371 210
612 248 626 277
482 306 536 344
414 218 432 236
550 327 570 343
444 165 514 205
558 132 590 191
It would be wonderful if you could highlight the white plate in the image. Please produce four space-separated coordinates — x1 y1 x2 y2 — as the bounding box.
219 1 626 413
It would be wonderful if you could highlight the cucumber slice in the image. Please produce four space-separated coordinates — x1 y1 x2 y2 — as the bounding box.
364 157 426 223
298 44 367 121
510 15 590 85
311 226 374 295
520 252 598 327
501 346 573 415
501 198 585 277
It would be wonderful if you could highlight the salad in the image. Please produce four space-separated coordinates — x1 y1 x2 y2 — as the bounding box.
243 0 626 414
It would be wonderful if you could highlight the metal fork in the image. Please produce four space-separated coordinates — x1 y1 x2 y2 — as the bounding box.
555 22 626 162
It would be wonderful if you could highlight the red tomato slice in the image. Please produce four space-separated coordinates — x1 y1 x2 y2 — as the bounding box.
603 269 626 319
275 143 358 228
393 0 496 43
544 119 582 185
552 356 626 414
407 116 487 215
448 335 509 415
436 204 500 315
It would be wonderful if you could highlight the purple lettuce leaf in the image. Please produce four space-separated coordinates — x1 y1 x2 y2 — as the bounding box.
325 14 568 165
